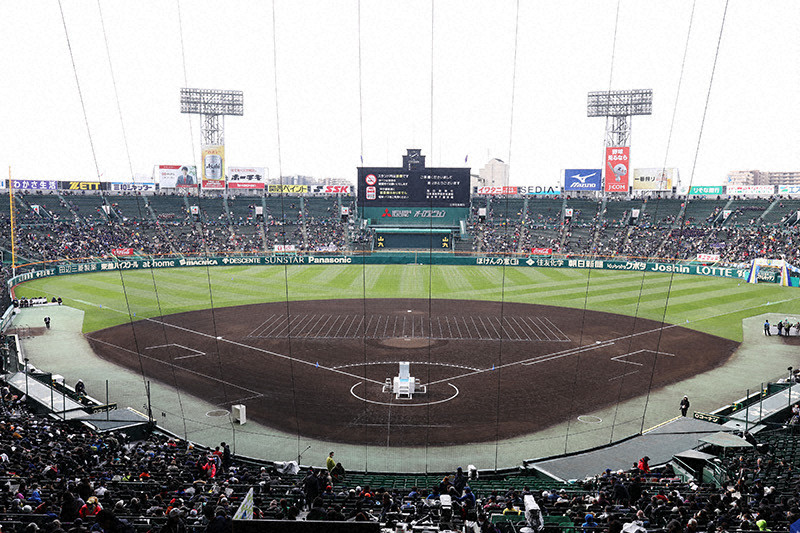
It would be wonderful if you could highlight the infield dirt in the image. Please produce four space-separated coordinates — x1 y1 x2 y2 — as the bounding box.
86 299 737 446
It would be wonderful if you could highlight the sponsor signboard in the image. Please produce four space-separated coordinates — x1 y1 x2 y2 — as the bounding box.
310 185 352 194
59 181 104 191
227 167 266 189
476 185 560 195
531 248 553 255
697 253 721 262
778 185 800 195
522 185 561 195
157 165 198 188
563 169 602 191
268 184 308 194
604 147 630 192
688 185 724 195
726 185 775 196
201 145 225 190
273 245 297 253
476 186 517 195
632 168 676 190
7 254 782 291
110 182 156 192
6 180 59 191
112 248 134 257
693 412 723 424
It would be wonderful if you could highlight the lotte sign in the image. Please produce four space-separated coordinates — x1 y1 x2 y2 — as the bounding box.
604 147 630 192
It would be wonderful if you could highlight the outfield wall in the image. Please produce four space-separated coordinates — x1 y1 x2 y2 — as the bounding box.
7 253 782 290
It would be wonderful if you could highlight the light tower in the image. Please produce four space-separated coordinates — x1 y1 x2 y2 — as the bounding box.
180 88 243 190
587 89 652 193
180 88 243 145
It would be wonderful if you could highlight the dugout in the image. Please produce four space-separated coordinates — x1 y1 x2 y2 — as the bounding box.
373 227 453 250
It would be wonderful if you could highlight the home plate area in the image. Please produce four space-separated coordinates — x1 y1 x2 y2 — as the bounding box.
86 299 737 446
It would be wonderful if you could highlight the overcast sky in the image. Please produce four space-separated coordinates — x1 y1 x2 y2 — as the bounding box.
1 1 798 186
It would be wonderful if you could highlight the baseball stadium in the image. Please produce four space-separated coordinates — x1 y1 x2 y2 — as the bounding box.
2 2 800 532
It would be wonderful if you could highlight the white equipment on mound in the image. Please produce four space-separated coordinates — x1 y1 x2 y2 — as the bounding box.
383 362 427 399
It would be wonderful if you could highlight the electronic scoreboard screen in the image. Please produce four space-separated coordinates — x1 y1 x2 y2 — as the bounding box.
357 167 470 208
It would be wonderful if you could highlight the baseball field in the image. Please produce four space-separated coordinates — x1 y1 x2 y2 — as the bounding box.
11 263 800 448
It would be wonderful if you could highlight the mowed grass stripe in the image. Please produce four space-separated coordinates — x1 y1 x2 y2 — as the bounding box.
14 264 800 341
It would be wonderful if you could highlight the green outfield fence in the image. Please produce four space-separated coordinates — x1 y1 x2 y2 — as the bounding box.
5 251 782 290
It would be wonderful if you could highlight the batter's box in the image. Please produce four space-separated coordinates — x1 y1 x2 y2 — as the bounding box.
608 349 674 381
145 343 206 360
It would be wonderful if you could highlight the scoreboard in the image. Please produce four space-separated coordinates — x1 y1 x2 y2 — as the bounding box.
357 167 470 208
358 149 471 228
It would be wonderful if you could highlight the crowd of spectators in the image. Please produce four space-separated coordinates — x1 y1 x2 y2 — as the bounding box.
6 192 800 263
0 387 797 532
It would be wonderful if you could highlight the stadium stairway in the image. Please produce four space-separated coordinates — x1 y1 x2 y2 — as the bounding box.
758 197 781 224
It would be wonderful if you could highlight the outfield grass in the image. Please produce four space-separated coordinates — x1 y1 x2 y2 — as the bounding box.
13 264 800 340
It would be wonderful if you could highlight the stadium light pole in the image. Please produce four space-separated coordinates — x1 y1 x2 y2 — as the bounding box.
180 88 244 145
587 89 653 147
180 89 243 195
587 89 653 198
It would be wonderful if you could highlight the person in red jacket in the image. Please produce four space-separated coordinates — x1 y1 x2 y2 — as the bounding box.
79 496 102 519
638 456 651 473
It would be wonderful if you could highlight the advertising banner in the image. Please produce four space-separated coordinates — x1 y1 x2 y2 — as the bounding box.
110 182 156 192
531 248 553 255
273 245 297 253
7 180 59 191
632 168 676 190
604 147 630 192
779 185 800 195
476 186 518 195
563 169 602 191
112 248 134 256
697 253 721 262
310 185 352 194
59 181 104 191
9 254 782 291
727 185 775 196
688 185 724 195
201 145 225 190
227 167 266 190
157 165 198 188
267 184 308 194
361 206 468 227
521 185 561 195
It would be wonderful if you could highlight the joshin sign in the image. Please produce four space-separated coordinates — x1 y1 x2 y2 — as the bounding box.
604 147 630 192
201 145 225 190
